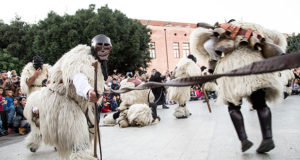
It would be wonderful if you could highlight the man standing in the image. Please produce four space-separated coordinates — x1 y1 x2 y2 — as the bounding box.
149 69 168 109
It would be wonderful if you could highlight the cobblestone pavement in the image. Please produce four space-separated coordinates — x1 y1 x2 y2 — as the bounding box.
0 96 299 160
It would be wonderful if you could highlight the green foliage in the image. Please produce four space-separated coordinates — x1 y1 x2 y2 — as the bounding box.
287 33 300 53
0 5 152 74
0 49 25 74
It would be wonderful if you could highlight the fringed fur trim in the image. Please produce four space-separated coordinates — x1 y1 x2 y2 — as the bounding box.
20 62 51 95
127 104 153 127
173 106 190 118
190 27 214 62
168 57 201 104
215 48 283 105
120 79 154 105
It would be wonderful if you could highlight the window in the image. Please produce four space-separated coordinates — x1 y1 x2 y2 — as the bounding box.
182 42 190 57
173 42 180 58
149 42 156 58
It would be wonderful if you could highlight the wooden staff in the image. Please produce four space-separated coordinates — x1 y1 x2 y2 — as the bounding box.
92 62 103 160
201 83 212 113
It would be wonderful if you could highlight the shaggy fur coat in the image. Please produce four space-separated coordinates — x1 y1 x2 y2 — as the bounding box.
167 57 201 105
167 57 201 118
191 21 286 105
20 62 51 95
24 45 103 160
103 79 156 128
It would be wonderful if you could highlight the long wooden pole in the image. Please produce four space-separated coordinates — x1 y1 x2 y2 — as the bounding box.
201 84 212 113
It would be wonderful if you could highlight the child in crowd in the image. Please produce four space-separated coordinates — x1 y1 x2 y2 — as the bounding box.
101 97 111 113
110 95 119 111
190 87 199 101
4 89 16 133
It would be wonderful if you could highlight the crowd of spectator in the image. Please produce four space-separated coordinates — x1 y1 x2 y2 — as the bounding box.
0 67 299 137
0 70 28 137
292 68 300 95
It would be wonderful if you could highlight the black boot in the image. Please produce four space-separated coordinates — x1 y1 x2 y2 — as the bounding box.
250 89 275 153
256 107 275 153
228 103 253 152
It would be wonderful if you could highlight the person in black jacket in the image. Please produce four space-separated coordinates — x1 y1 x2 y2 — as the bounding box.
149 69 168 109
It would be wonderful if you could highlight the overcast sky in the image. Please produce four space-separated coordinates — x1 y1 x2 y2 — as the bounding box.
1 0 299 34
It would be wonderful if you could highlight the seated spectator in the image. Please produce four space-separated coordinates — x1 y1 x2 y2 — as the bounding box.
190 87 199 101
4 89 16 133
110 95 119 111
195 86 204 100
13 96 30 135
292 79 300 95
100 97 111 113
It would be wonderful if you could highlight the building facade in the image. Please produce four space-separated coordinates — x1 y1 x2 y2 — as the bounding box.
139 20 198 74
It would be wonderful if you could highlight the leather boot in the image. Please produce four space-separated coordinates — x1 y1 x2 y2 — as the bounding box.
256 107 275 153
228 104 253 152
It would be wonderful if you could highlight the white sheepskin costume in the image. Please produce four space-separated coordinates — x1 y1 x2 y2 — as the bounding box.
119 78 154 108
24 44 103 160
167 57 201 118
103 79 157 128
21 62 51 152
279 69 295 95
20 62 51 95
191 21 286 106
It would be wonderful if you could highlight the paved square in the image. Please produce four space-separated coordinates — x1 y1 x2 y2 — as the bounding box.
0 96 299 160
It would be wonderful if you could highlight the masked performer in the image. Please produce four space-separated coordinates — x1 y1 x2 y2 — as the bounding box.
191 20 286 153
103 78 159 128
21 56 51 152
167 55 201 118
24 34 111 160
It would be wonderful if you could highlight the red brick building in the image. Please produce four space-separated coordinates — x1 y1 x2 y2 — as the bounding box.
139 20 198 74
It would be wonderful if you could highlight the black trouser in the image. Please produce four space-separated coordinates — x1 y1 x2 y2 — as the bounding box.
249 89 272 139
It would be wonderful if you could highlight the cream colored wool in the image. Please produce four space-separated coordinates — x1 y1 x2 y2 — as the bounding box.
20 62 51 95
103 113 116 125
173 106 190 118
279 70 295 94
167 57 201 105
167 57 201 118
21 63 51 152
25 45 103 160
204 82 217 92
120 79 154 106
104 79 156 127
24 90 43 151
191 21 286 106
127 104 153 127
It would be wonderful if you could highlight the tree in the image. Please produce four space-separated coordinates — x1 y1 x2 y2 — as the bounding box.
0 49 25 74
0 5 152 74
286 33 300 53
30 5 152 74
